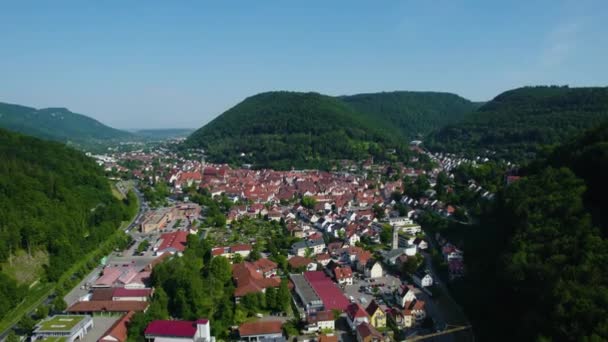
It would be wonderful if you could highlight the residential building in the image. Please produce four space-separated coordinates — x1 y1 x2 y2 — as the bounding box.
334 266 353 286
395 285 417 309
413 269 433 287
365 301 386 329
364 261 383 279
303 310 335 334
346 303 370 330
144 319 214 342
355 322 383 342
211 244 252 261
238 320 284 342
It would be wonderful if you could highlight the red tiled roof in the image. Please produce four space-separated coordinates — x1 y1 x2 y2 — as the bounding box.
239 320 283 337
346 303 369 319
307 310 334 324
232 262 281 297
99 311 134 342
67 301 148 313
158 231 188 253
356 322 382 340
304 271 349 311
144 319 208 338
112 288 152 298
334 266 353 280
288 256 313 269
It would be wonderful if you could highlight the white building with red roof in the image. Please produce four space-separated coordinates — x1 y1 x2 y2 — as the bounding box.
144 319 214 342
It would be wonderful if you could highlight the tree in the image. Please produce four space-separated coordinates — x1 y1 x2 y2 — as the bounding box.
52 296 67 313
5 331 19 342
401 257 419 275
209 256 232 285
379 224 393 245
301 196 317 210
265 287 277 311
35 305 49 320
18 315 36 335
248 244 261 261
232 253 244 264
372 204 385 219
277 279 291 312
304 247 313 259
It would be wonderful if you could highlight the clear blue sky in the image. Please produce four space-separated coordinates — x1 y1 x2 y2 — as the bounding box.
0 1 606 129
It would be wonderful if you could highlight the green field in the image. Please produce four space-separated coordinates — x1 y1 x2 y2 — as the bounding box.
37 315 87 331
0 249 48 285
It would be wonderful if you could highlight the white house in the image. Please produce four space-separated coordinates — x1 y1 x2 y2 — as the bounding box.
303 311 335 334
413 270 433 287
144 319 214 342
395 285 417 308
364 261 383 279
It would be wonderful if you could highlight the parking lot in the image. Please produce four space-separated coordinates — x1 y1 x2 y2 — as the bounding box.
343 271 402 307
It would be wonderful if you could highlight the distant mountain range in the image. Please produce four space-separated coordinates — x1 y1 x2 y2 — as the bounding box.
426 86 608 160
186 91 479 168
0 102 134 145
133 128 194 139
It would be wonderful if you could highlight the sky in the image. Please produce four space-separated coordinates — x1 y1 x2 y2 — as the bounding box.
0 1 606 129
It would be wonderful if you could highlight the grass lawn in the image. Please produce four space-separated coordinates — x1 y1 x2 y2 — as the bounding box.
37 315 87 331
0 249 48 285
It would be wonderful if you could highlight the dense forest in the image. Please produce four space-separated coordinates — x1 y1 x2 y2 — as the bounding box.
0 101 133 146
0 128 135 318
185 91 410 169
426 86 608 161
340 91 479 139
449 123 608 341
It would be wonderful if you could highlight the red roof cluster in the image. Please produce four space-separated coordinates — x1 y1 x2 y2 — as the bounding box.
334 266 353 280
232 260 281 297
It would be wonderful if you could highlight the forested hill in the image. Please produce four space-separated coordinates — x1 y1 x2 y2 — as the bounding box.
340 91 479 139
185 91 406 169
0 129 136 318
426 86 608 160
0 101 133 146
453 123 608 341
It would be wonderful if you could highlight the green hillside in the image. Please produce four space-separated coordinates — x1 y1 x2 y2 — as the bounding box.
450 123 608 341
185 91 406 169
340 91 479 139
0 128 136 319
426 86 608 160
0 101 133 146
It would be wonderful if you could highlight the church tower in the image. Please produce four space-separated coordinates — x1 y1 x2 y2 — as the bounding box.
392 225 399 250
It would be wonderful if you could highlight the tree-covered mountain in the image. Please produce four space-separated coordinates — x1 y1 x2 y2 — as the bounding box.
185 91 409 169
0 101 133 146
0 128 135 318
340 91 480 139
426 86 608 160
450 123 608 341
